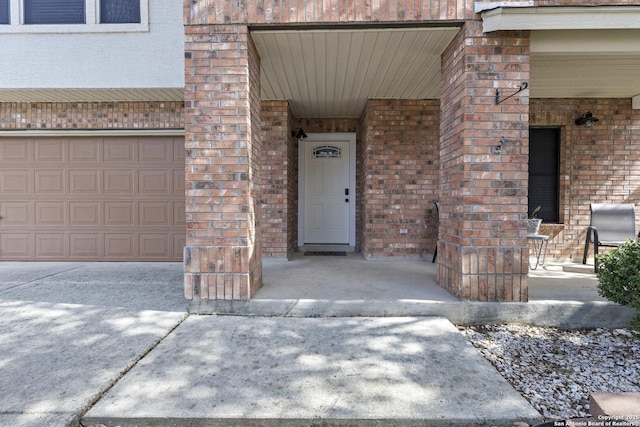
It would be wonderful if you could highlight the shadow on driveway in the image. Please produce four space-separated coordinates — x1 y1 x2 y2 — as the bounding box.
0 262 187 427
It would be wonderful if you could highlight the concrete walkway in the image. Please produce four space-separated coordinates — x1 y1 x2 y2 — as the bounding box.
83 316 541 427
0 257 632 426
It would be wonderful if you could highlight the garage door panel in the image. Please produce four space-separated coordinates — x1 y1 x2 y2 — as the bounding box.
70 233 101 258
35 202 66 226
173 201 186 225
35 139 65 162
35 170 65 194
104 138 136 162
105 202 136 226
1 234 31 257
173 138 185 162
1 202 31 226
140 234 169 258
139 170 169 193
139 139 171 162
139 202 169 226
0 135 185 261
70 202 101 226
35 233 66 257
173 233 186 259
104 170 134 194
68 139 101 162
69 170 100 193
0 139 32 162
173 169 185 192
105 233 136 258
1 170 31 193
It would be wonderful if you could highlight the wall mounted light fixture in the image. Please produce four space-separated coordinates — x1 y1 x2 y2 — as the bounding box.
575 112 599 127
494 136 506 154
291 128 308 139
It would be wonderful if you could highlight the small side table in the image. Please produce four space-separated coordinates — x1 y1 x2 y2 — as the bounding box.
527 234 549 270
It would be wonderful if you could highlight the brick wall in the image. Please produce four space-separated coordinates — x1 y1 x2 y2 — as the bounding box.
184 24 263 304
0 102 183 130
530 98 640 261
360 99 440 259
261 100 297 258
439 22 530 301
184 0 474 26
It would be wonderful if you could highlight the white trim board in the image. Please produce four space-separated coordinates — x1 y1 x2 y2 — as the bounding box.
482 6 640 33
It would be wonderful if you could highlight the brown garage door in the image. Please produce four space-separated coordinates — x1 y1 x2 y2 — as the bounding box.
0 135 186 261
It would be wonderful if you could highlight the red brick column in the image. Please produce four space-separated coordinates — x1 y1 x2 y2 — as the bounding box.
261 100 298 259
184 24 263 309
438 22 530 301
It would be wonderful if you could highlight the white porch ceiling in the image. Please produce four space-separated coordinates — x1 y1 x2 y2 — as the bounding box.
530 30 640 99
252 28 460 118
254 27 640 118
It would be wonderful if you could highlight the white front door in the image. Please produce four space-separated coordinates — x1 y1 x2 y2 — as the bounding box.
303 138 351 244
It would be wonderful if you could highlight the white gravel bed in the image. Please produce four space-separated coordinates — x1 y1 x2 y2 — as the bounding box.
459 324 640 421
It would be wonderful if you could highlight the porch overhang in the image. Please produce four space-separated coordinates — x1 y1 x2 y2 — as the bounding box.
481 6 640 33
252 27 461 118
479 6 640 100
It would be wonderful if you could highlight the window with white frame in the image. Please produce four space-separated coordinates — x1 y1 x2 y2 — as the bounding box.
1 0 145 30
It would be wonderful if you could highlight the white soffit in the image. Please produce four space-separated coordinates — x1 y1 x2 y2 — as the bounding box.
252 27 460 118
529 30 640 99
482 6 640 33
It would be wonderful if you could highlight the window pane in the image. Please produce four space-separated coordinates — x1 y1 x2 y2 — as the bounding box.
0 0 9 24
100 0 140 23
24 0 85 24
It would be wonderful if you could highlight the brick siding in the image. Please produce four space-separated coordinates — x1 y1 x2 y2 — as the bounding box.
261 100 298 258
184 24 263 303
184 0 474 26
360 99 440 259
439 22 530 301
0 102 183 130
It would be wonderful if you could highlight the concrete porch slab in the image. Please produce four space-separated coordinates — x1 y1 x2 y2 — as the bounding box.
83 316 543 427
189 257 635 329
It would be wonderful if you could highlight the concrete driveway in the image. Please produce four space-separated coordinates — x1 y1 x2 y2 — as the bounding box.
0 262 187 427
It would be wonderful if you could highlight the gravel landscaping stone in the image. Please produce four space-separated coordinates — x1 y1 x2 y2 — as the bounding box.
459 324 640 421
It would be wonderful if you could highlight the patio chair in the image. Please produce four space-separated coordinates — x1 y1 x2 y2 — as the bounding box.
582 203 640 272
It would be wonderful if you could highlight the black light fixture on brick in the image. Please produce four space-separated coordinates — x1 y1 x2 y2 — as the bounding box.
291 128 307 139
575 111 599 127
